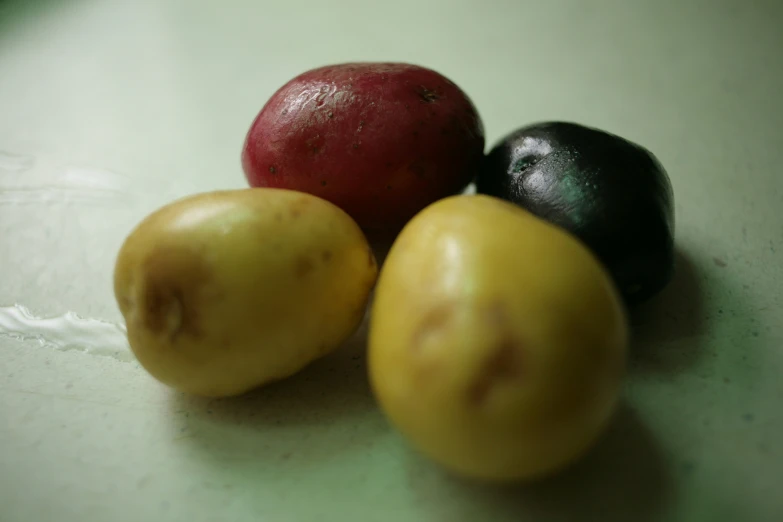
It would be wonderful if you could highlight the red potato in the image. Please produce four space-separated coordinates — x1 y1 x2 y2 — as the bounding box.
242 63 485 231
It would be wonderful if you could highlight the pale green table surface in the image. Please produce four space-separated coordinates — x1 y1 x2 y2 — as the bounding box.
1 1 781 521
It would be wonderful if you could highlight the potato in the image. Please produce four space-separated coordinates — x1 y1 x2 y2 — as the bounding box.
477 121 675 304
368 195 628 481
241 62 485 232
114 188 377 397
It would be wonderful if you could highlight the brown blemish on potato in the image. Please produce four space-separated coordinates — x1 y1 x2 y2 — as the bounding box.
465 302 526 406
466 337 524 406
143 287 184 337
417 86 440 103
321 250 333 263
407 304 453 383
295 257 315 278
140 247 210 341
411 303 455 354
289 197 311 219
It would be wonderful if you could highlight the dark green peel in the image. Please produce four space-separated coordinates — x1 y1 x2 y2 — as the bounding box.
477 121 674 304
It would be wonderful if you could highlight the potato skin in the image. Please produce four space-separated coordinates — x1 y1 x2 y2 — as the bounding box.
368 195 628 481
476 121 675 304
242 62 485 231
114 188 377 397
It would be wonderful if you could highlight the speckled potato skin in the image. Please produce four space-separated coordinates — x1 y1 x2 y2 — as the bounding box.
242 62 485 231
114 188 377 397
368 195 628 481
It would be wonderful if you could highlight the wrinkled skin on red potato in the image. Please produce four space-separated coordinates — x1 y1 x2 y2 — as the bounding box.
242 63 485 231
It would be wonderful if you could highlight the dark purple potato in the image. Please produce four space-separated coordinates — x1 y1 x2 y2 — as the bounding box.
477 121 674 304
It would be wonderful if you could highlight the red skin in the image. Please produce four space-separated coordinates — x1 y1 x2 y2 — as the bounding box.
242 63 485 231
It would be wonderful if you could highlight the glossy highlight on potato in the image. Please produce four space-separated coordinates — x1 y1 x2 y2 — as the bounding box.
114 188 377 397
368 194 628 481
242 62 485 231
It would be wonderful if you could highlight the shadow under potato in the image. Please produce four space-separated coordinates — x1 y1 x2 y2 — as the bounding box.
630 248 705 372
168 310 382 463
408 403 673 522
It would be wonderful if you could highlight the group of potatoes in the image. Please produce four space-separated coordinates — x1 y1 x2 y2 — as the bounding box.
114 63 635 482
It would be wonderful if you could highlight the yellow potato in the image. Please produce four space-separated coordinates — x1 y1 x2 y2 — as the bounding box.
114 188 377 397
368 195 628 481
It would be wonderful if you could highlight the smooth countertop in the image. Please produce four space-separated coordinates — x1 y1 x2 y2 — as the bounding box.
1 1 781 521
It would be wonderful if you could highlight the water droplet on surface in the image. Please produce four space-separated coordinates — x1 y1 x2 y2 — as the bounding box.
0 304 133 362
